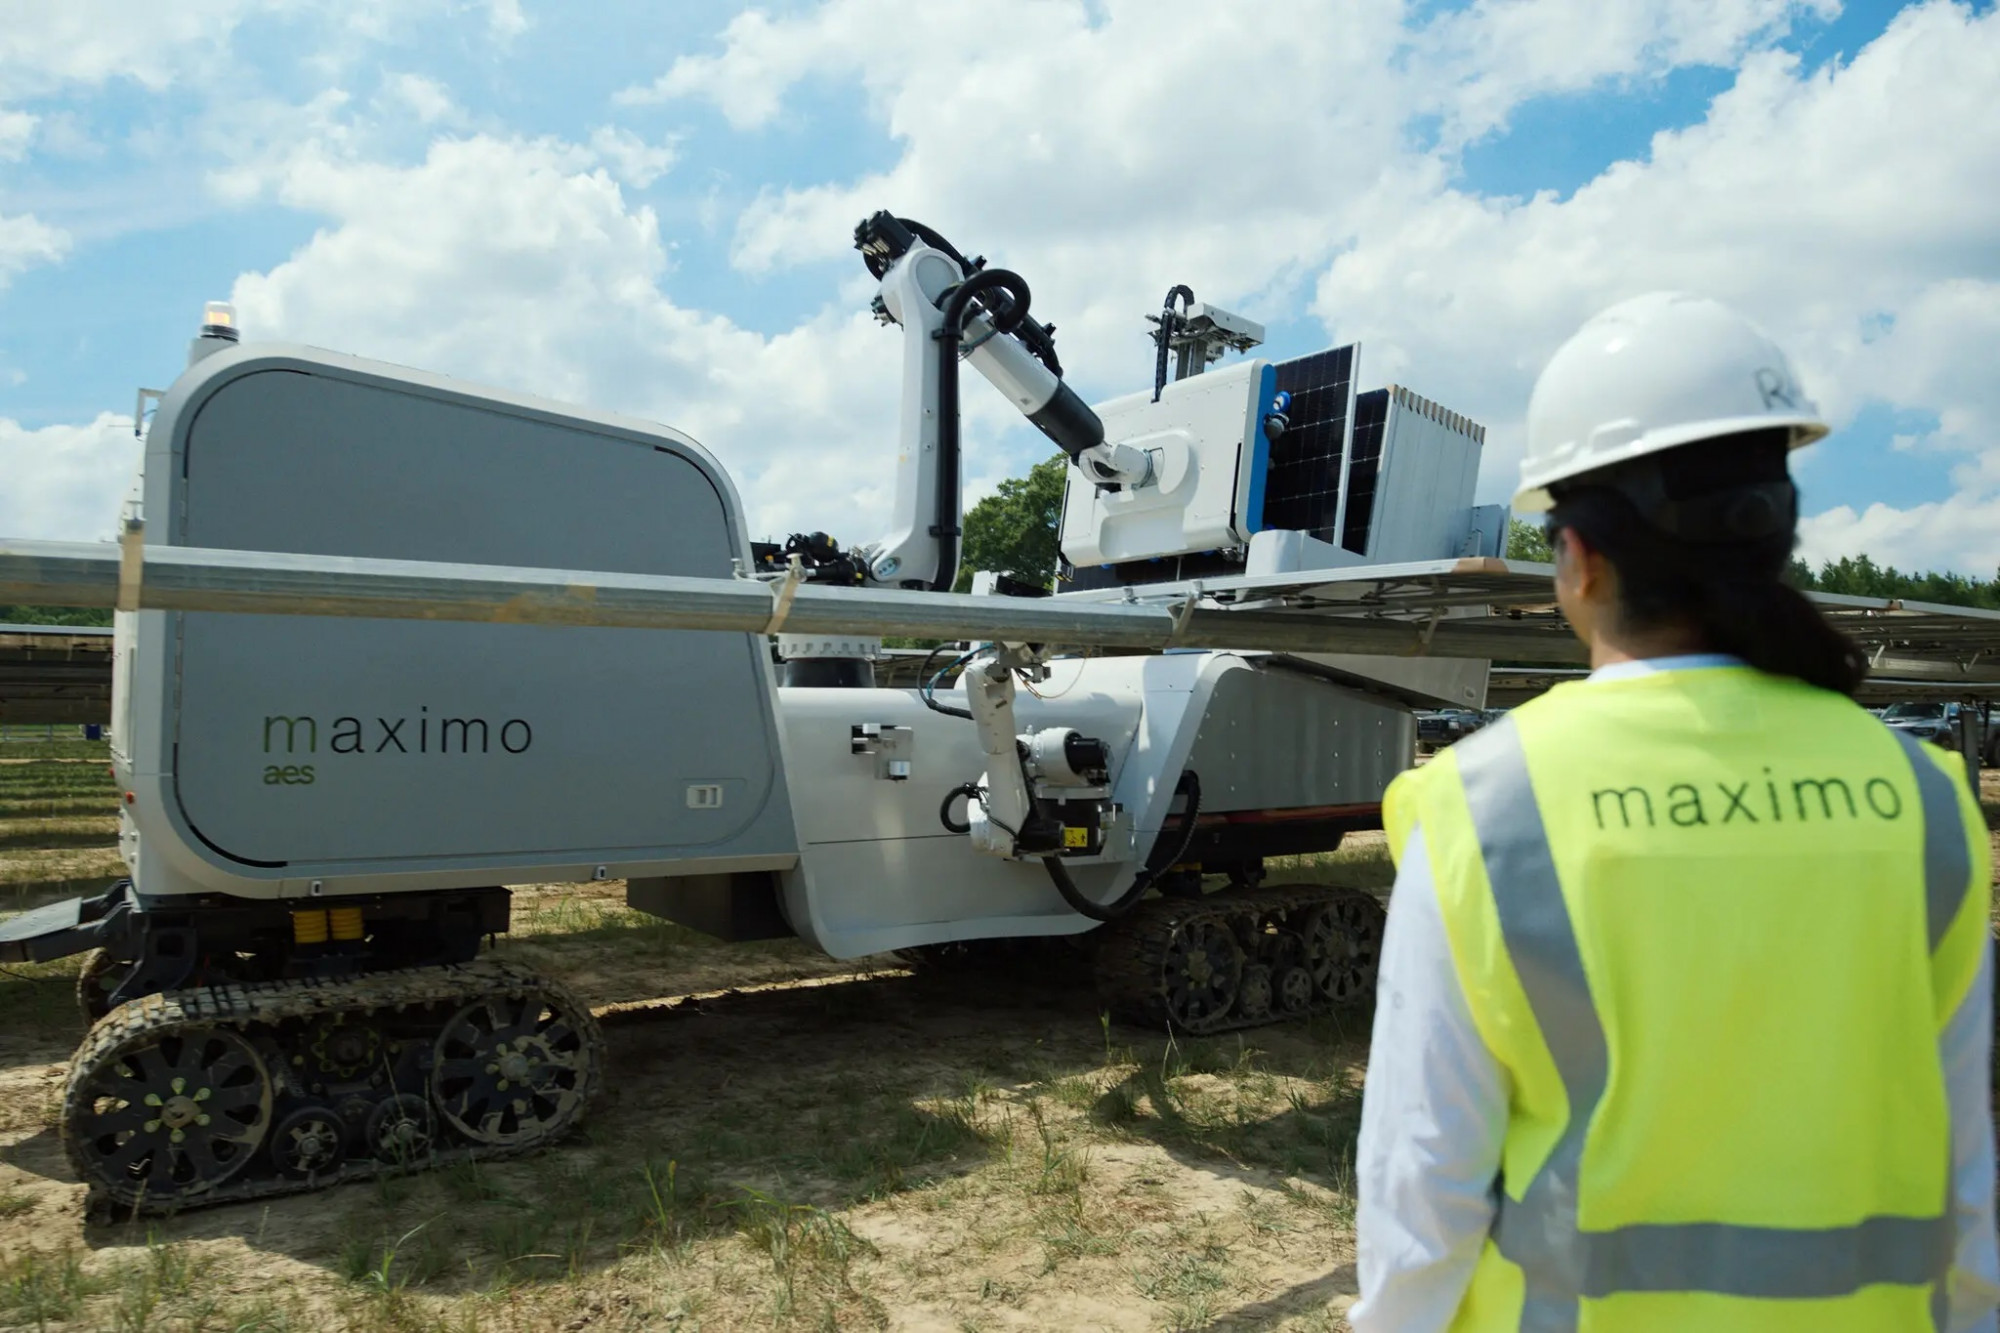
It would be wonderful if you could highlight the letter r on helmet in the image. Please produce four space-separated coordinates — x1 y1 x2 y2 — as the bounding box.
1755 368 1797 410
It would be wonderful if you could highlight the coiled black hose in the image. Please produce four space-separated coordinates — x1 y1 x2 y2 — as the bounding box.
933 269 1033 592
1043 771 1202 922
1152 285 1195 402
939 782 981 834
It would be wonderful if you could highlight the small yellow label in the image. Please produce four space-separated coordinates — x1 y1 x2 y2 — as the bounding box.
1062 826 1090 848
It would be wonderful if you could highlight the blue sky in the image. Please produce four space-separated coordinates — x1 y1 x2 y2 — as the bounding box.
3 0 1996 573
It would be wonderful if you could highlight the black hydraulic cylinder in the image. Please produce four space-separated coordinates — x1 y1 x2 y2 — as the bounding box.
1029 379 1105 461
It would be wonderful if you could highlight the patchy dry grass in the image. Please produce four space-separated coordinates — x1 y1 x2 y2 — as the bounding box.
0 753 1991 1329
0 818 118 852
0 910 1374 1330
1265 831 1396 894
0 732 1375 1328
0 742 121 907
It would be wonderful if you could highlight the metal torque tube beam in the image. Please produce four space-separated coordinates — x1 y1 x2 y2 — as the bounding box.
0 539 1587 662
7 539 2000 679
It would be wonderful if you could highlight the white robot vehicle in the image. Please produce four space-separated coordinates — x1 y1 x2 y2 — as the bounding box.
0 213 1499 1212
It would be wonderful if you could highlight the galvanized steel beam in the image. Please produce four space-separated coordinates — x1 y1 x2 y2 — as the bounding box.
0 538 1585 662
4 538 1998 683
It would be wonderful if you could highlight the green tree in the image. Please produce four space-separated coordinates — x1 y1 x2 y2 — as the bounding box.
0 604 112 627
1505 517 1553 564
1786 554 2000 611
955 454 1067 591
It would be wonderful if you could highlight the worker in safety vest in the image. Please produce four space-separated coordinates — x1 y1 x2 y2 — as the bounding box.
1352 292 1998 1331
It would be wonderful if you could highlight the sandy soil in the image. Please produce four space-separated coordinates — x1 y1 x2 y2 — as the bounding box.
0 883 1367 1332
0 771 1988 1332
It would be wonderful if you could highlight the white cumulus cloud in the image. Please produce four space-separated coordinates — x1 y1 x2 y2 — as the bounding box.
587 126 679 189
0 212 71 289
14 0 1997 579
626 0 1998 573
226 132 925 543
0 414 139 542
0 110 35 161
0 0 296 98
1313 1 2000 569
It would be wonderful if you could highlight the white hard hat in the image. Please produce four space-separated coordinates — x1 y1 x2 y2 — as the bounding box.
1514 292 1829 514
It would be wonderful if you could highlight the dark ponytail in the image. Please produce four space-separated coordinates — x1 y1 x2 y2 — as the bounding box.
1550 433 1868 698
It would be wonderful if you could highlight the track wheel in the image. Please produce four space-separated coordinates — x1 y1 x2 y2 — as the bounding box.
367 1095 436 1165
76 949 136 1024
1274 964 1315 1015
1302 893 1387 1005
431 982 597 1146
270 1106 346 1177
1237 965 1274 1022
67 1026 272 1207
1160 917 1244 1032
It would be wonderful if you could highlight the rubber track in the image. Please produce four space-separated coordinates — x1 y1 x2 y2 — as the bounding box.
62 959 604 1218
1093 883 1386 1035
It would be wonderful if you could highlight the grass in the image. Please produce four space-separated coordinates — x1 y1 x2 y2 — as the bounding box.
222 1000 1367 1328
1134 1226 1234 1329
0 816 119 851
1265 832 1397 893
0 845 126 893
734 1189 882 1325
0 727 1383 1329
0 730 110 762
0 1246 111 1330
0 951 93 1058
0 980 1374 1331
0 738 121 908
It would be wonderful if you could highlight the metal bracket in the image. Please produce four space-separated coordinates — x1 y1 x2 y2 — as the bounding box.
116 517 145 614
132 388 166 439
1169 581 1205 645
762 554 807 634
1417 607 1444 654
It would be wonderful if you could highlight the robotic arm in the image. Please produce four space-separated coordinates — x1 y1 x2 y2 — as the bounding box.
852 213 1153 590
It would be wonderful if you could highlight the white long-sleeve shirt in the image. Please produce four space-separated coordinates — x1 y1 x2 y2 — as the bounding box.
1351 656 2000 1331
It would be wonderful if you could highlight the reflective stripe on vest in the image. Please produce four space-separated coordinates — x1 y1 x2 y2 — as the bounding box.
1457 716 1967 1330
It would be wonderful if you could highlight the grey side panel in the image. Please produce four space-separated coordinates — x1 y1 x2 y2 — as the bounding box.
1365 391 1483 565
1183 665 1412 811
1286 652 1490 710
139 348 795 882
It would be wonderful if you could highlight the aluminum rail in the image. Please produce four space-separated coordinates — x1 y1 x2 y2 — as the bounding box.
0 538 1588 663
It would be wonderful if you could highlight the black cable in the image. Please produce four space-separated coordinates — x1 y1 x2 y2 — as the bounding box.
1042 770 1202 922
900 218 969 268
1152 285 1195 403
939 782 981 834
933 269 1032 593
918 645 978 720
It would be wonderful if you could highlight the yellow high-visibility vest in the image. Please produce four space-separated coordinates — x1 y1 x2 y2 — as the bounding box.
1384 665 1990 1331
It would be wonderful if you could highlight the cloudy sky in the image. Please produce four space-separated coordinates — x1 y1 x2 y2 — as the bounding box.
1 0 1995 575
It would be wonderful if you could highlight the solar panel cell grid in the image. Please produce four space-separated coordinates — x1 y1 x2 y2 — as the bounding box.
1341 388 1390 555
1262 346 1355 542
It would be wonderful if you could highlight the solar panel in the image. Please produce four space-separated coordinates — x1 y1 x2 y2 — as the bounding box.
1261 345 1356 542
1340 388 1390 555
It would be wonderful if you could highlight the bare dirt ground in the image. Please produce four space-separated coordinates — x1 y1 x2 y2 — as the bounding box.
0 880 1378 1332
0 751 1992 1333
0 730 1397 1333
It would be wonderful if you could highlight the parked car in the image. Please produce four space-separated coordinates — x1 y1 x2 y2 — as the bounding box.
1879 701 2000 764
1882 701 1953 747
1416 708 1488 751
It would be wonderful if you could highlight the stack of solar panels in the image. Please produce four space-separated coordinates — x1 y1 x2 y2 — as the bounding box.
1262 345 1356 543
1340 389 1392 554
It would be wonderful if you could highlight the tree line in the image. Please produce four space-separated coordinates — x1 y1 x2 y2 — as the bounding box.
1503 518 2000 610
